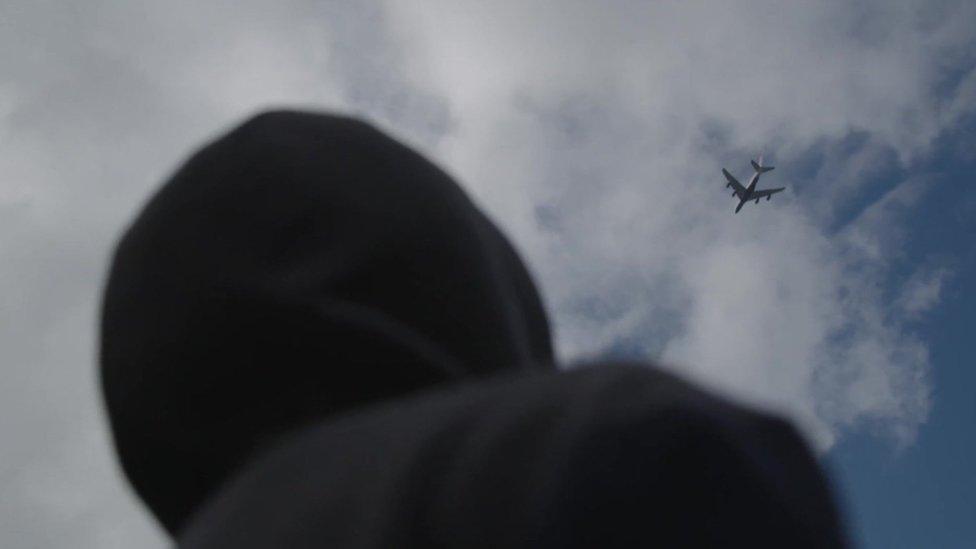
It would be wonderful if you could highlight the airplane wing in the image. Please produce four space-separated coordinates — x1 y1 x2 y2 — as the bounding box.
750 187 785 200
722 169 747 196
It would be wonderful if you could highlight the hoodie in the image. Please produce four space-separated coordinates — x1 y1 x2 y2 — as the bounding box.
100 110 847 547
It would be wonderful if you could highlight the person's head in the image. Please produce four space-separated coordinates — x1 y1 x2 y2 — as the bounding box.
100 111 554 533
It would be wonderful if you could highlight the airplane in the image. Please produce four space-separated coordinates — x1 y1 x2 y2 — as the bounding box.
722 155 785 213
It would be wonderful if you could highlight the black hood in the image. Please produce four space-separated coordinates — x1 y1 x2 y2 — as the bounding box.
100 111 554 534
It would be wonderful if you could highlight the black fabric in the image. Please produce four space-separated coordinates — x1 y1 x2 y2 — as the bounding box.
100 110 848 547
100 111 553 534
179 365 846 548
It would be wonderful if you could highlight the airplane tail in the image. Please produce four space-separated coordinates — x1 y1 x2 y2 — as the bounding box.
751 159 774 173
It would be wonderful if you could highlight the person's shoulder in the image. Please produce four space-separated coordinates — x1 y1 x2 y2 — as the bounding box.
179 362 846 548
528 364 845 547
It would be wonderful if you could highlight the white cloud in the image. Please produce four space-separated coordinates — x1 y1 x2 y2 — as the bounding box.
899 267 952 317
1 0 974 546
377 1 973 449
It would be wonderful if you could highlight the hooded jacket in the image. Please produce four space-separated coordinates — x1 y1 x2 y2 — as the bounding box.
100 111 847 547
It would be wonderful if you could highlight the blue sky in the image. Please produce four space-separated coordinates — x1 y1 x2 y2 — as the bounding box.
828 122 976 548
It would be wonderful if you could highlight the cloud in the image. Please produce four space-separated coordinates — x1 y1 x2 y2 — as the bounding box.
1 1 974 546
898 267 953 317
377 0 972 448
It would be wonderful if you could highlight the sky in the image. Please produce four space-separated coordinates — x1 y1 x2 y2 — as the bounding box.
0 1 973 547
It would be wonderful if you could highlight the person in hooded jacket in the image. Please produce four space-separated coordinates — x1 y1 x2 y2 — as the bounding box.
100 110 849 548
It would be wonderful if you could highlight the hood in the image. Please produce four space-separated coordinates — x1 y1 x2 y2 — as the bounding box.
99 111 554 534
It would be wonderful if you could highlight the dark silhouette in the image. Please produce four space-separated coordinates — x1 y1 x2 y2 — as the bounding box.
100 111 848 547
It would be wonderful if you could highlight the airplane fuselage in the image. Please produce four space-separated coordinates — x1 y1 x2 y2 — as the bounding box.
735 172 762 213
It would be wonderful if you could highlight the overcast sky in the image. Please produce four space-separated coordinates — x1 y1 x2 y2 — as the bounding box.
2 1 974 547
